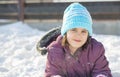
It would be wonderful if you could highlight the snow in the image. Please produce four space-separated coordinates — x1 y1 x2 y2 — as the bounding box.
0 22 120 77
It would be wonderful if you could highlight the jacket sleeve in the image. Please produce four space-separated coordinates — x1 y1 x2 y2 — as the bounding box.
92 44 112 77
44 49 65 77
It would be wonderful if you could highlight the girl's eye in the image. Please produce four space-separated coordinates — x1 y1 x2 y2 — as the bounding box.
82 30 87 33
71 28 76 31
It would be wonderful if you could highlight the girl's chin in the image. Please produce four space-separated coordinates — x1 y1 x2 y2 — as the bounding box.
71 44 82 48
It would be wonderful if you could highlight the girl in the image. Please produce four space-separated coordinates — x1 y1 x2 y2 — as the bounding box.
37 3 112 77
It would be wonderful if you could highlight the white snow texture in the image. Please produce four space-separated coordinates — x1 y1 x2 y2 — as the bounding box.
0 22 120 77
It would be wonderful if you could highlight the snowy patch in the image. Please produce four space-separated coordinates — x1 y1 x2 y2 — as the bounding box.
0 22 120 77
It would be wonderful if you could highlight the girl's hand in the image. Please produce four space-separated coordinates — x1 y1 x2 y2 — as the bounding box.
51 75 62 77
96 74 107 77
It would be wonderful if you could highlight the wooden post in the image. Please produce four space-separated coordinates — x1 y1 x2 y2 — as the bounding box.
18 0 24 22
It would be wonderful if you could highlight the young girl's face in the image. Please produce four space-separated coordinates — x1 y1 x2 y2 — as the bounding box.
66 28 88 51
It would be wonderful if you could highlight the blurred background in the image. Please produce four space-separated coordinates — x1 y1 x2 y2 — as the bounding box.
0 0 120 35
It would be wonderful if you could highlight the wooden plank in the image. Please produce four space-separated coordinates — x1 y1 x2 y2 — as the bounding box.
18 0 25 21
0 2 119 20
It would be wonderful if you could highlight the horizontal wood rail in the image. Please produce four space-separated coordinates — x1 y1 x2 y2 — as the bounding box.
0 2 120 21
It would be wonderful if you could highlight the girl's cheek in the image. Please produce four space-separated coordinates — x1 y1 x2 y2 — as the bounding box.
67 32 74 38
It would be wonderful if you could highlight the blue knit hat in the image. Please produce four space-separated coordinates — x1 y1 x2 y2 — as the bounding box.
61 3 93 36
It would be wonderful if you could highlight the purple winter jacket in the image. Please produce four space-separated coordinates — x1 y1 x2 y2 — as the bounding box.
45 35 112 77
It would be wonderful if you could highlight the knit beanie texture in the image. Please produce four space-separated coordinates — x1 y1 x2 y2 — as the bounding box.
61 3 93 36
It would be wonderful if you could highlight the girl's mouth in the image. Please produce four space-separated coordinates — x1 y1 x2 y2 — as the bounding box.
73 39 81 42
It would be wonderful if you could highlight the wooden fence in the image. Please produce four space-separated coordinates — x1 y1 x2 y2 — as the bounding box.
0 1 120 21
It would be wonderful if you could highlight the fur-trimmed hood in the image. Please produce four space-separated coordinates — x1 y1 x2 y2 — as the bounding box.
36 26 61 55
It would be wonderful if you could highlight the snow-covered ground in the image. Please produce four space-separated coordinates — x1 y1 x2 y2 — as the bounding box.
0 22 120 77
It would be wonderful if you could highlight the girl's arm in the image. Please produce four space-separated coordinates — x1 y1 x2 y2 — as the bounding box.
92 45 112 77
45 50 65 77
